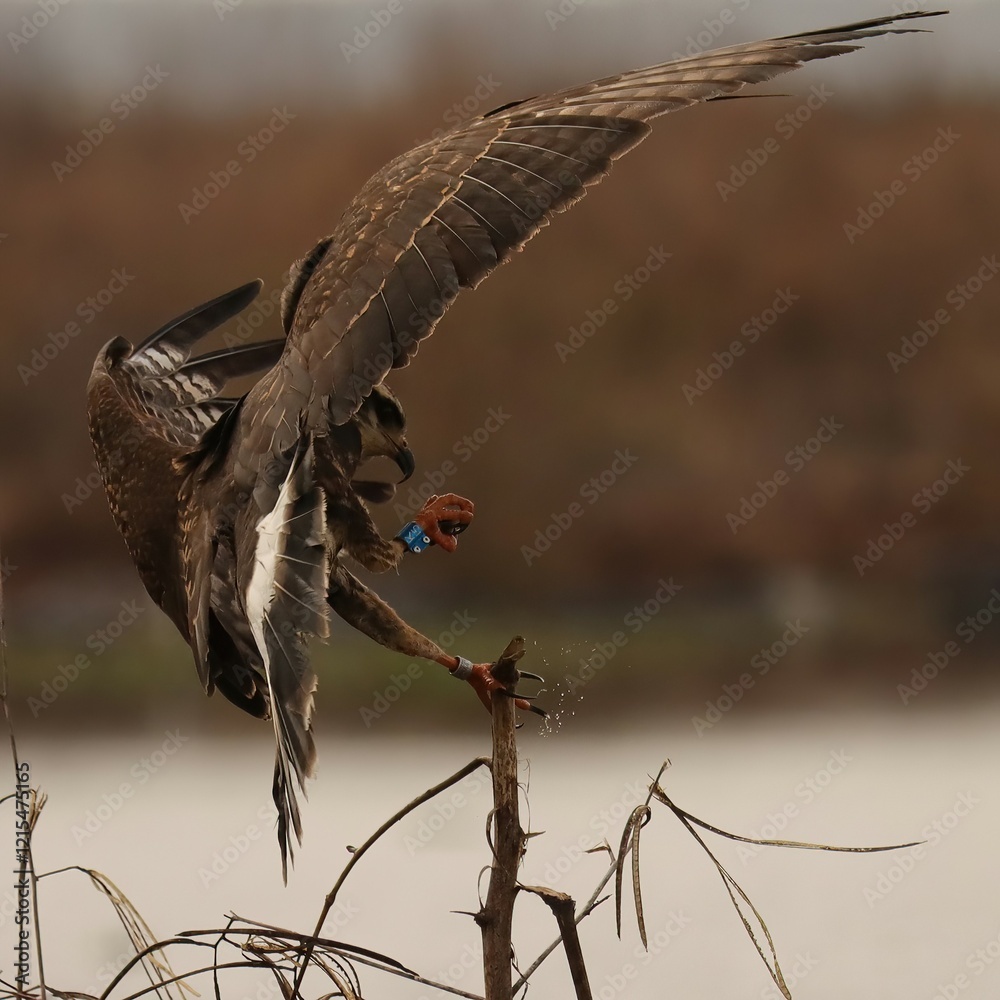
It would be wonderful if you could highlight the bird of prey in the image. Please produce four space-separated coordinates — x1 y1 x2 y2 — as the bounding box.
87 11 942 876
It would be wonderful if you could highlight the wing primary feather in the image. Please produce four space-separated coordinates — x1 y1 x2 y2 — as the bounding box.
179 339 286 380
133 280 263 366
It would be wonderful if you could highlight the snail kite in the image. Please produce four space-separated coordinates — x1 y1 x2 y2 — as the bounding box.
86 12 943 876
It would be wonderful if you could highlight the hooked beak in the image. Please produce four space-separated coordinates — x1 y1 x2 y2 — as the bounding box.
393 443 415 482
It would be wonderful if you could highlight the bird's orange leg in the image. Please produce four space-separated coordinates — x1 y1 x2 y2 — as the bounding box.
401 495 545 715
436 654 546 717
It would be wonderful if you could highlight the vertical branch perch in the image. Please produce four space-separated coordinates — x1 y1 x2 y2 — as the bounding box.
477 636 526 1000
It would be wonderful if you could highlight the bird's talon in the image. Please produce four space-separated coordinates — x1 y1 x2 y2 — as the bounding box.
462 661 547 718
414 494 475 552
498 689 537 702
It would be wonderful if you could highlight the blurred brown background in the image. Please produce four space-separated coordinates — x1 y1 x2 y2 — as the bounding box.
2 0 998 727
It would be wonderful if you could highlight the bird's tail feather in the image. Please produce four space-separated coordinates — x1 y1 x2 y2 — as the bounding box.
242 440 330 880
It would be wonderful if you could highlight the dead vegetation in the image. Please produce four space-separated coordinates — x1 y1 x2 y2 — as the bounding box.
1 586 919 1000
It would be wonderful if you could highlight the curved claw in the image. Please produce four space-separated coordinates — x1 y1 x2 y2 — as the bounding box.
518 670 545 683
462 661 548 718
499 689 536 701
498 689 547 717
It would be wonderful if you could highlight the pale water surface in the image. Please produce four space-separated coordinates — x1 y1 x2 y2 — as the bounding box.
2 706 998 999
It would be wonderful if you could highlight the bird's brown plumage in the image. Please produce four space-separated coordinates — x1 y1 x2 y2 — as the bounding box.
87 11 943 877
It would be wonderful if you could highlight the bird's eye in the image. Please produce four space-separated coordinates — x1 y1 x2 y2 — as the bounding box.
374 396 403 430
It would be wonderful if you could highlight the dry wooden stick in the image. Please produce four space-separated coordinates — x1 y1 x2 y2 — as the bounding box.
519 886 593 1000
476 637 527 1000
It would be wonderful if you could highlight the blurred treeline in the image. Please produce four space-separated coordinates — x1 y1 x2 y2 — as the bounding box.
3 69 1000 719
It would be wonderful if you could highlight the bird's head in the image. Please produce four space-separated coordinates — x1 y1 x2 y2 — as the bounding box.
90 336 134 379
350 384 415 503
97 336 134 365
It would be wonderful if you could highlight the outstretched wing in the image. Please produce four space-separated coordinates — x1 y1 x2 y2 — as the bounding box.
232 11 942 483
115 280 286 448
